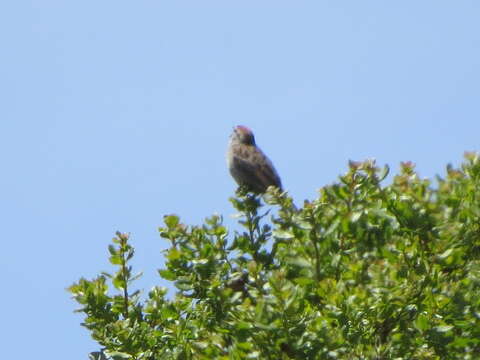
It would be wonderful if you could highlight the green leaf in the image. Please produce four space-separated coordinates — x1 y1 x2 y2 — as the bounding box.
89 352 108 360
287 257 311 268
109 254 122 265
175 280 193 291
164 214 179 228
294 277 314 286
272 229 294 240
112 277 125 290
158 269 176 280
437 248 453 260
108 244 117 255
435 325 454 333
104 351 130 359
167 248 181 260
414 314 429 331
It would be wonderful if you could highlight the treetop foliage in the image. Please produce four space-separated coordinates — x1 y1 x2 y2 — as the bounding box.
70 153 480 359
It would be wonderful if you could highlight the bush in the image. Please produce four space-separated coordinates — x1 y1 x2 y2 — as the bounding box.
69 154 480 359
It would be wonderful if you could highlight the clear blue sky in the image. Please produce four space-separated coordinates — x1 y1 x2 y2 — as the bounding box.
1 2 479 358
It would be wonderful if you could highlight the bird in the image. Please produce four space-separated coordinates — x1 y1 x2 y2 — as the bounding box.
226 125 282 193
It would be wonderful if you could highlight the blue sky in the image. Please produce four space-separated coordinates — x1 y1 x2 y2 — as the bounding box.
1 2 479 358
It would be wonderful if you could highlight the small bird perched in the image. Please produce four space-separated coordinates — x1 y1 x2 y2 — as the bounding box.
227 125 282 193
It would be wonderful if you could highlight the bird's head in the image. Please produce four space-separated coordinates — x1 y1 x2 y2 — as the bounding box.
232 125 256 145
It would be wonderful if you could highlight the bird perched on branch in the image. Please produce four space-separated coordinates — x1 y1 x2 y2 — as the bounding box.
227 125 282 194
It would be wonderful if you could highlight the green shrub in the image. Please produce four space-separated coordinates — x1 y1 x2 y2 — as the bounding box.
69 154 480 359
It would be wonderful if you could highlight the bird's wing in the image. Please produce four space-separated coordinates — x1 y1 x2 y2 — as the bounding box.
232 147 282 192
256 153 282 190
